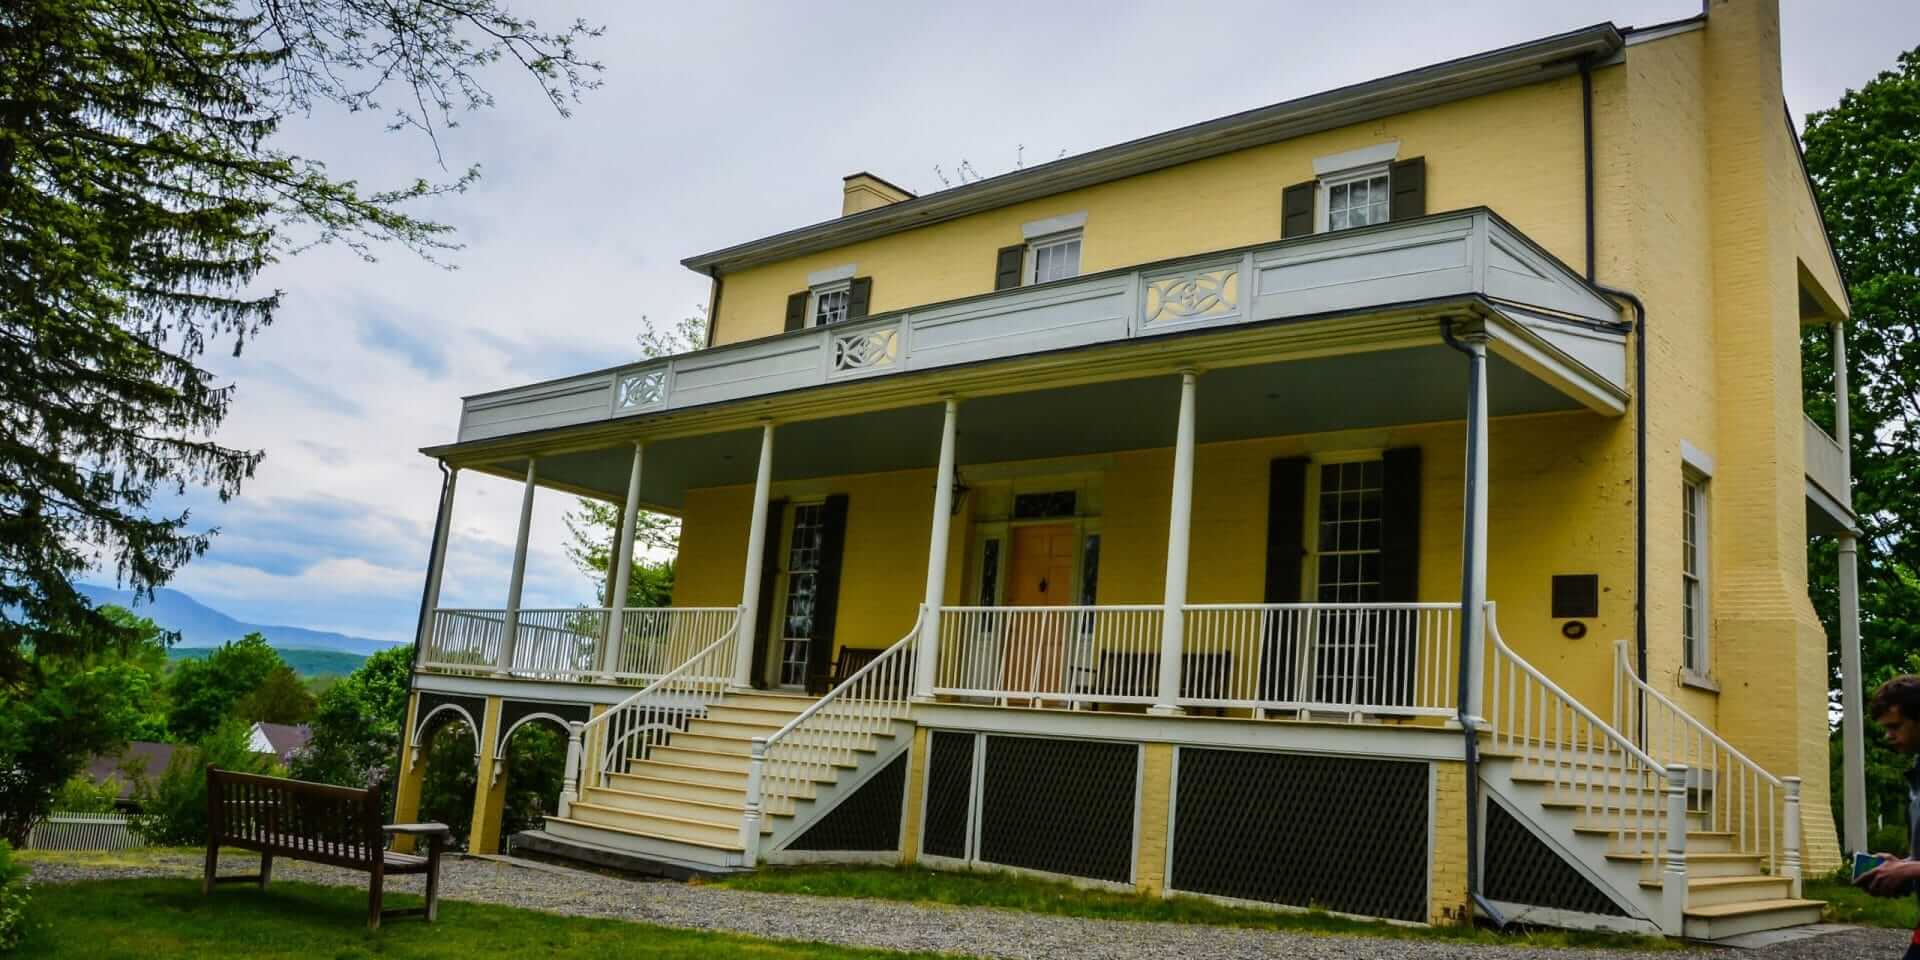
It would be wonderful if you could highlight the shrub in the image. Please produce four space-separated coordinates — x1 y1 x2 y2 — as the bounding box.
50 775 119 815
0 841 28 951
129 721 278 846
1870 822 1910 858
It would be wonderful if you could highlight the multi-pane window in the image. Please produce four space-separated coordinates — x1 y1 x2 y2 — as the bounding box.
1327 173 1390 231
812 285 850 326
1682 479 1708 672
1315 460 1385 603
1029 233 1081 284
779 503 825 686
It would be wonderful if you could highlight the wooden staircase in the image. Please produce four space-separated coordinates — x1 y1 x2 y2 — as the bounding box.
1481 748 1823 940
539 691 908 872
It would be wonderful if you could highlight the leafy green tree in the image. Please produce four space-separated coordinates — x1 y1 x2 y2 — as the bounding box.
235 664 316 726
291 644 412 798
129 720 278 846
500 722 565 840
1800 47 1920 832
419 721 478 850
165 633 284 741
561 311 706 604
0 0 600 690
52 774 122 814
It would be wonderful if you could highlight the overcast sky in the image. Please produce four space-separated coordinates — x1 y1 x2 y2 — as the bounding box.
129 1 1917 644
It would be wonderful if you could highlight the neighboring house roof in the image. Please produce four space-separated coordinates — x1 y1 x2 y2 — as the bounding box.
84 741 175 800
680 23 1625 275
247 722 312 764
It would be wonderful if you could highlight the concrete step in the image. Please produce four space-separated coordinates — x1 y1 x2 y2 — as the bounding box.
1604 851 1764 878
514 825 746 879
546 813 741 854
1639 874 1793 908
1681 898 1825 940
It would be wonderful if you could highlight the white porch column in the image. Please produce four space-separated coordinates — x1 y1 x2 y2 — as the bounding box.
733 424 776 689
1835 319 1868 855
499 458 539 676
1458 333 1490 724
414 466 459 652
1150 371 1198 716
914 398 960 700
600 442 645 678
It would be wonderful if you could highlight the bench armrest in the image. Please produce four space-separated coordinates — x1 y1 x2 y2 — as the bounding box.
383 822 451 836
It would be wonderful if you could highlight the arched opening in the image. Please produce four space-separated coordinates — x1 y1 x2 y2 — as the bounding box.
499 716 567 842
416 713 478 850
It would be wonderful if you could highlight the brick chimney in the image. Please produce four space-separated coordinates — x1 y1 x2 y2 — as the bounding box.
842 172 915 216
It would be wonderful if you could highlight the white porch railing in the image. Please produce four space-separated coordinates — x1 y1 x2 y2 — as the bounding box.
1182 603 1460 716
559 608 743 814
934 605 1164 708
742 608 923 865
1613 640 1800 894
27 812 145 851
421 606 741 684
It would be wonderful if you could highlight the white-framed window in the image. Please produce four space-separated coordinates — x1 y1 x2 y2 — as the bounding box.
1028 231 1082 284
1323 167 1390 232
1681 475 1710 673
810 280 851 326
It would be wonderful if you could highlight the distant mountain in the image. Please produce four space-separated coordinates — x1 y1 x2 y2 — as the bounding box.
76 583 401 656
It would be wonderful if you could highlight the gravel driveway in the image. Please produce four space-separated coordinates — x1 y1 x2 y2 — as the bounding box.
27 850 1905 959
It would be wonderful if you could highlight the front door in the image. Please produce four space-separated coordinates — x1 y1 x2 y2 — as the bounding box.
1004 523 1076 700
776 502 826 688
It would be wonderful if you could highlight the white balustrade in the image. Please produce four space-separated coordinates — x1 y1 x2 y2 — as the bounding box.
508 608 608 679
744 609 923 866
1181 603 1459 716
934 605 1164 708
613 607 743 681
421 606 744 686
421 609 508 675
563 609 743 811
1614 640 1796 893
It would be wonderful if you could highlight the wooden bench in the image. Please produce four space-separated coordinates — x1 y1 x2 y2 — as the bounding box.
202 767 449 928
808 645 887 695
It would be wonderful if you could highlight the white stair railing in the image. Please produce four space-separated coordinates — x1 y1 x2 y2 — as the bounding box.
558 607 742 817
741 608 923 866
1613 640 1799 895
1486 604 1690 933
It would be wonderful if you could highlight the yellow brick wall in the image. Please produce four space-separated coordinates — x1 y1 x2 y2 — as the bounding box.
710 79 1588 346
1134 743 1174 896
1429 760 1470 926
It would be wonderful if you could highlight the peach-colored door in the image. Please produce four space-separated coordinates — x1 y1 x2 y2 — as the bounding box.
1004 524 1075 701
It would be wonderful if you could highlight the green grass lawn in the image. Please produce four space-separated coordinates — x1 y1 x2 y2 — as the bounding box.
1805 875 1920 929
710 865 1683 950
16 878 939 959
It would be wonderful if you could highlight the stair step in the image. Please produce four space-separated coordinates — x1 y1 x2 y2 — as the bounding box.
1640 874 1793 908
1682 898 1825 940
620 759 748 789
686 718 786 740
1604 851 1764 878
544 814 742 854
1539 799 1707 828
720 693 818 714
1574 826 1736 853
567 800 766 846
706 705 812 727
605 773 753 806
647 745 759 770
582 785 797 823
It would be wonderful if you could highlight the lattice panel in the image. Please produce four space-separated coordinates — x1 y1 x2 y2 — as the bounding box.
921 732 974 859
787 753 908 852
978 736 1137 883
1171 749 1428 922
1483 800 1627 916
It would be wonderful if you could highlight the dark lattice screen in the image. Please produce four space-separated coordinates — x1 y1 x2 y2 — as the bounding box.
787 753 908 852
1483 800 1627 916
1170 748 1428 922
922 732 974 859
977 736 1137 883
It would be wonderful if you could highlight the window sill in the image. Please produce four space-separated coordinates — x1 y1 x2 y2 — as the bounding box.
1679 669 1720 693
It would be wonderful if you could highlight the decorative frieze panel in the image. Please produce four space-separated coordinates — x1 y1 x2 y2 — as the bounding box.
829 323 901 377
614 366 668 411
1143 265 1240 328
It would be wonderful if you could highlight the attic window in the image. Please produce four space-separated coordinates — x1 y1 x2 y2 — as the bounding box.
812 281 851 326
1029 232 1082 284
1325 169 1390 231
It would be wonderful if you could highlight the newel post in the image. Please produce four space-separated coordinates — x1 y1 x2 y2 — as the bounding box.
1660 764 1689 936
1782 776 1803 898
741 738 768 867
559 721 584 819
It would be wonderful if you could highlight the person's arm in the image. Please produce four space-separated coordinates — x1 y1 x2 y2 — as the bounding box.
1857 855 1920 897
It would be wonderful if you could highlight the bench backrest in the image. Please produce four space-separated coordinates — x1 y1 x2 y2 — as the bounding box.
206 767 385 870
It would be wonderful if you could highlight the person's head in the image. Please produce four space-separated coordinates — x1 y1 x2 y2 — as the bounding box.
1870 675 1920 755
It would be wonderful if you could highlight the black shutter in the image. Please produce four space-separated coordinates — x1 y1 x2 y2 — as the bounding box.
846 277 872 320
1281 181 1316 238
993 244 1025 290
1380 447 1422 706
784 291 809 332
1261 457 1309 703
750 498 789 689
806 494 851 693
1379 447 1422 602
1389 157 1426 222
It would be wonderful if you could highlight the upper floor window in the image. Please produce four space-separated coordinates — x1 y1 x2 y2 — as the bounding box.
1029 232 1082 284
1325 170 1390 231
812 281 851 326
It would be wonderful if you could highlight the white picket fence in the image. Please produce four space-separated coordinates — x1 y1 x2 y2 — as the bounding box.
27 812 145 851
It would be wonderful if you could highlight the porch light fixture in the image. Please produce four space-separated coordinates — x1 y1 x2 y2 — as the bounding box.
949 480 970 516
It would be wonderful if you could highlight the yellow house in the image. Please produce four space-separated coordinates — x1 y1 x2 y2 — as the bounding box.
395 0 1863 940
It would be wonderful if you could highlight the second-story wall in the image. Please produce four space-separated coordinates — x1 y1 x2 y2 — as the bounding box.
708 73 1592 345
